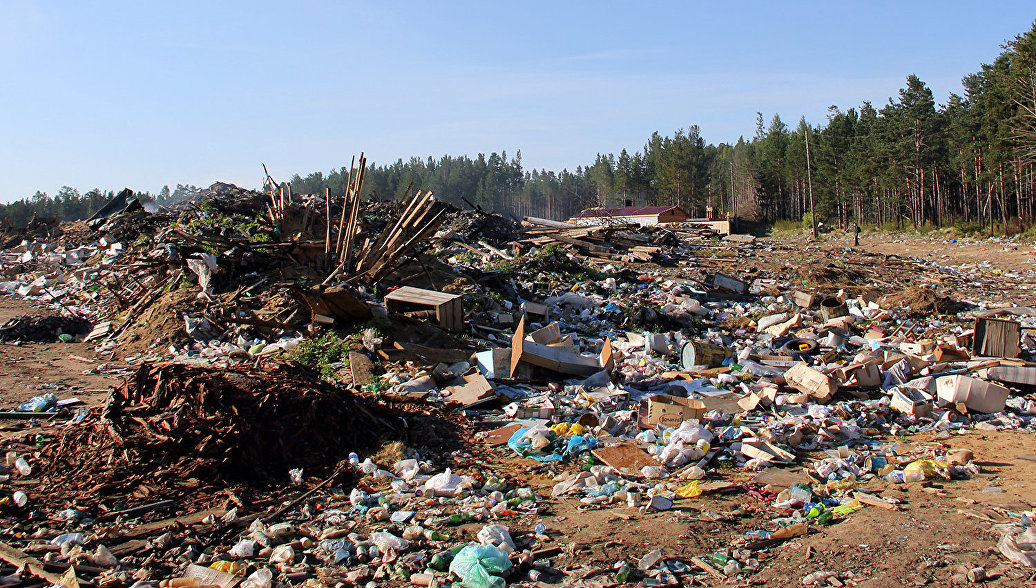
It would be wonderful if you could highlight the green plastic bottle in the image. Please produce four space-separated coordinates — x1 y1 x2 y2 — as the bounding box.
614 561 630 583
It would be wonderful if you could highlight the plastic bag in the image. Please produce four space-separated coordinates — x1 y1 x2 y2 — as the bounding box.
450 544 512 588
669 421 713 445
423 468 463 496
675 481 702 498
370 531 410 553
477 524 516 552
393 459 420 481
903 459 947 482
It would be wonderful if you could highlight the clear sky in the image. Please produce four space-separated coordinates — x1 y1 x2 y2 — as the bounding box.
1 1 1034 202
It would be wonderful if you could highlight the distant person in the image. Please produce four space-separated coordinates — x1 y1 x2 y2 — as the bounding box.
852 222 861 247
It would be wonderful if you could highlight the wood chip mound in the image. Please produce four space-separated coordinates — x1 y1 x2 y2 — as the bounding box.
39 361 400 502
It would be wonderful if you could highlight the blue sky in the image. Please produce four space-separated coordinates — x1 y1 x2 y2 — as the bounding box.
1 1 1034 202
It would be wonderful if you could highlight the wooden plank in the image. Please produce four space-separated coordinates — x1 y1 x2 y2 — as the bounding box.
385 286 460 305
349 351 375 386
392 341 473 365
0 540 65 585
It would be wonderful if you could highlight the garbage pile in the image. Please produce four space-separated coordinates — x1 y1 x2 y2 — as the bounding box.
0 168 1035 585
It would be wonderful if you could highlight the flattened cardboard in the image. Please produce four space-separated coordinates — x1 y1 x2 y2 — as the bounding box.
740 438 796 463
591 443 660 478
986 365 1036 387
529 322 562 345
444 373 496 408
713 273 748 294
637 394 706 428
484 423 523 447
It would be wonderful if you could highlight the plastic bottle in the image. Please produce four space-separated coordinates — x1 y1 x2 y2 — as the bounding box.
14 458 31 477
614 561 631 582
637 548 663 570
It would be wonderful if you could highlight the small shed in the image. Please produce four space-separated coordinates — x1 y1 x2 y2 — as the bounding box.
567 205 687 227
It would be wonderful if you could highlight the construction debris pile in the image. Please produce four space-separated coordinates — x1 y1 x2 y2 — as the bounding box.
0 167 1034 586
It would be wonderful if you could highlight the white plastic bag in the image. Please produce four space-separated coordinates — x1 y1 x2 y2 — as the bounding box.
477 524 515 553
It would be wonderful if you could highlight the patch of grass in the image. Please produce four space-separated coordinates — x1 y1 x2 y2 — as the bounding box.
1018 223 1036 241
771 219 802 233
132 234 152 251
289 333 354 382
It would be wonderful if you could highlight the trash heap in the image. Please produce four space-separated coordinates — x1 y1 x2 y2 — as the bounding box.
0 169 1035 586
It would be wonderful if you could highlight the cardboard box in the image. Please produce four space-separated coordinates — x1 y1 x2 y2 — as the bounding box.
936 375 1009 414
890 387 933 417
792 291 818 308
836 362 882 388
899 340 935 355
503 399 555 419
475 348 512 379
637 394 706 428
784 362 838 403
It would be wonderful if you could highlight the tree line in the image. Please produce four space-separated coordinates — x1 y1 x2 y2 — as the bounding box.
287 22 1036 232
0 184 200 228
4 22 1036 233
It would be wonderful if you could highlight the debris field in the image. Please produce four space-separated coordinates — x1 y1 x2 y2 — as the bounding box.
0 168 1034 587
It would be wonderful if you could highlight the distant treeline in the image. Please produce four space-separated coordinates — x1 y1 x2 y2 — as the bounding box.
6 22 1036 232
288 22 1036 231
0 184 200 228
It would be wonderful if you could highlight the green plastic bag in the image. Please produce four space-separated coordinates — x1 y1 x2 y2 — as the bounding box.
449 544 512 588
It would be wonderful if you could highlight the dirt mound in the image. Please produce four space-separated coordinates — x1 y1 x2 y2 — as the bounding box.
39 362 402 504
800 265 869 291
881 286 961 317
0 314 91 342
116 288 198 356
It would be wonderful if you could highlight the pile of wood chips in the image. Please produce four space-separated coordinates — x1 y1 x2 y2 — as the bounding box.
38 361 400 505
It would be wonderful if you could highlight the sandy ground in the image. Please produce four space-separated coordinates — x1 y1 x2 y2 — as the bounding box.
0 297 117 407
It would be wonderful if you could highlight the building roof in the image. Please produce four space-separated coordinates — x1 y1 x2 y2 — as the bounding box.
570 205 684 219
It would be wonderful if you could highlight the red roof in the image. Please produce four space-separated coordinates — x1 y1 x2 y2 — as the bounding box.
570 205 683 219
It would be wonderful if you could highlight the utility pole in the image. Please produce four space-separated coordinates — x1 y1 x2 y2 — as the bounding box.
805 127 817 240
